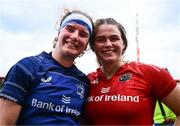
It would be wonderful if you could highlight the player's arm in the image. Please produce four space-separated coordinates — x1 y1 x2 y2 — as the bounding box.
162 84 180 125
0 98 22 125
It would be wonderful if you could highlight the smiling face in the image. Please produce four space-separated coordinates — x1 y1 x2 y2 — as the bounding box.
56 22 89 60
94 24 124 65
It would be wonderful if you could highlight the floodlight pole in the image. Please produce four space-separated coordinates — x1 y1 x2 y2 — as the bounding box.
136 13 140 63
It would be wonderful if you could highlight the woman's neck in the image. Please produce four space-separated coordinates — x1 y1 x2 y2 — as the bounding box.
101 60 125 79
52 51 74 68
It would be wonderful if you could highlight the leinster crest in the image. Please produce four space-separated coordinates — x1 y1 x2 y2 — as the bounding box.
76 83 85 99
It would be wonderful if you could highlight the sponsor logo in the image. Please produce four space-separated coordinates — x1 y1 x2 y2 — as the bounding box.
0 93 17 102
31 98 80 117
101 87 110 94
41 76 52 84
87 86 139 103
87 94 139 102
91 78 99 84
61 95 71 104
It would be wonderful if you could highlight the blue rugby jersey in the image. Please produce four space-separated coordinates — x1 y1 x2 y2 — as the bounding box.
0 51 89 125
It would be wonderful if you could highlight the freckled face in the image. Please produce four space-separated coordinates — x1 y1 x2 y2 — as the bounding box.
94 24 124 64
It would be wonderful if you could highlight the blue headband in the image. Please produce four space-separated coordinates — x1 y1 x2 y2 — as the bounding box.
60 13 93 36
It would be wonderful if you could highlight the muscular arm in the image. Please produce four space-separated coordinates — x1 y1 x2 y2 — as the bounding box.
0 98 22 125
162 84 180 125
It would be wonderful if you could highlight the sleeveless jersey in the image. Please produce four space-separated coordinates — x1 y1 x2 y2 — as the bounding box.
0 51 89 125
84 62 176 125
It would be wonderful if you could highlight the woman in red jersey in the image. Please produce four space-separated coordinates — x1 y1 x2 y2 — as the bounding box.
82 18 180 125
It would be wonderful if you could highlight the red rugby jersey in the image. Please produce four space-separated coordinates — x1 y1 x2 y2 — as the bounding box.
84 62 176 125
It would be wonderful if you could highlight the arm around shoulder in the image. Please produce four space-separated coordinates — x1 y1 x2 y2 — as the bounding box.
0 98 22 125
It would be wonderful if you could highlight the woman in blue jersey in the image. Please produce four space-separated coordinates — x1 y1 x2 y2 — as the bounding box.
0 9 93 125
83 17 180 125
